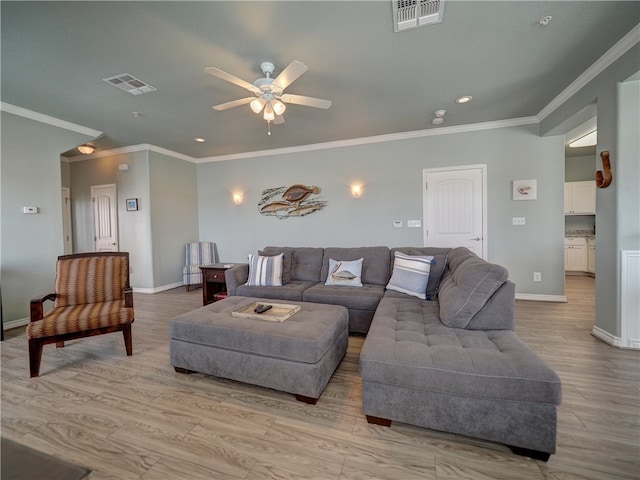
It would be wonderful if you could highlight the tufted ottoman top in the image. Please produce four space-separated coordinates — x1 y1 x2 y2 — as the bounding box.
360 297 562 405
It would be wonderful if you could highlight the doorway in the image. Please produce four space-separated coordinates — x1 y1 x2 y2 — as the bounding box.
91 184 119 252
422 165 487 258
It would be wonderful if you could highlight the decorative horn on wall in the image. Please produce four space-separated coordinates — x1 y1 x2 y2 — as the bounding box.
596 151 612 188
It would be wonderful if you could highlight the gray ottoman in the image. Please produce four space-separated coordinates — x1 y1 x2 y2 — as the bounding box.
169 296 348 403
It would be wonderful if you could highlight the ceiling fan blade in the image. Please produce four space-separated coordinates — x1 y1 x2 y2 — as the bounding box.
212 97 254 111
205 67 259 93
273 60 308 90
281 94 331 109
273 115 285 125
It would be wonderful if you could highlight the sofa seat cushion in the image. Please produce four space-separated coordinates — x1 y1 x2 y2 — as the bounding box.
303 283 385 311
360 297 562 406
236 280 315 302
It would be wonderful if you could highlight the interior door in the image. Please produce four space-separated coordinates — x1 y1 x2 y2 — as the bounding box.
61 187 73 254
423 165 487 258
91 184 119 252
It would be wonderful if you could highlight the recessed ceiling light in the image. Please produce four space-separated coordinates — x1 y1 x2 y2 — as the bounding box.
432 118 444 125
194 137 206 143
456 96 473 104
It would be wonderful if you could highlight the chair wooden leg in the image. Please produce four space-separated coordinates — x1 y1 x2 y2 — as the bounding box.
28 339 43 378
185 285 190 292
122 324 133 356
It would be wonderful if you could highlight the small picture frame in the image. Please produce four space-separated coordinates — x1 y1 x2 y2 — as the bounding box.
512 179 537 201
126 198 139 211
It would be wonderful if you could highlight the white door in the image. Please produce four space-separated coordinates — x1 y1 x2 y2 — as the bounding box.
423 165 487 258
91 184 119 252
61 187 73 254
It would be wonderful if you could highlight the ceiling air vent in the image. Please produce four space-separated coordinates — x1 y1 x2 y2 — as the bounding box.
102 73 157 95
392 0 444 32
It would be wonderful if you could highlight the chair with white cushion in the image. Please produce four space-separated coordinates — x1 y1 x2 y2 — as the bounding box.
183 242 217 291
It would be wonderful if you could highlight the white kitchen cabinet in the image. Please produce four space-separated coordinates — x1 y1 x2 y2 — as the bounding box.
565 181 596 215
565 237 588 272
587 237 596 274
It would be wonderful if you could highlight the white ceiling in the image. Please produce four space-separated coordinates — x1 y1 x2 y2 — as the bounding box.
2 1 638 159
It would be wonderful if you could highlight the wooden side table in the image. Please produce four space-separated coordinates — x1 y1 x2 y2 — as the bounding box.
199 263 241 306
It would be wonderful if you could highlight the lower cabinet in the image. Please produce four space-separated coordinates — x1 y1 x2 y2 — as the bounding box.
564 236 595 275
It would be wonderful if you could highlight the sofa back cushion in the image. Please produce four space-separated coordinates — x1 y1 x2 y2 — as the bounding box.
262 246 324 282
438 247 509 329
320 247 390 286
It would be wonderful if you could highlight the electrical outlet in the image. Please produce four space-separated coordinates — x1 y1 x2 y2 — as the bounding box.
533 272 542 282
512 217 526 226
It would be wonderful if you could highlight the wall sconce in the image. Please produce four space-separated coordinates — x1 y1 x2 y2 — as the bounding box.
351 184 363 198
77 144 95 155
232 192 243 205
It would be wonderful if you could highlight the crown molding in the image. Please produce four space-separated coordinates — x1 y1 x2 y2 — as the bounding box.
67 144 195 163
537 23 640 122
195 116 539 163
0 102 102 137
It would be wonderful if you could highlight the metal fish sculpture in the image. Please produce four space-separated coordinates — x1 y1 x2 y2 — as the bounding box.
282 184 319 204
260 202 292 213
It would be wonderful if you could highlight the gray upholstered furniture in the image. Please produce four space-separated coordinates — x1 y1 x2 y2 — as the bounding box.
225 246 391 334
169 296 348 403
223 245 562 459
361 247 562 461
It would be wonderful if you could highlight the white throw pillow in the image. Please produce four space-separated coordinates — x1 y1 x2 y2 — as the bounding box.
386 252 434 299
325 258 363 287
245 253 284 286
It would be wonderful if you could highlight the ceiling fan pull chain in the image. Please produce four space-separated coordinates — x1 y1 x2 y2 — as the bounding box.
267 121 271 136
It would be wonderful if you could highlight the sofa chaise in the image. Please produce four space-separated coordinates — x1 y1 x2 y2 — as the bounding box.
224 245 562 460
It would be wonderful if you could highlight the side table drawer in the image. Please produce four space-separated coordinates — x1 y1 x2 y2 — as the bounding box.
205 269 226 283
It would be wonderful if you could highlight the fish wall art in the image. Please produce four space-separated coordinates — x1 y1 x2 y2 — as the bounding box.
258 184 327 219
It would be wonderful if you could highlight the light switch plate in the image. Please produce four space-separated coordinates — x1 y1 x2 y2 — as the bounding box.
407 220 421 228
512 217 525 226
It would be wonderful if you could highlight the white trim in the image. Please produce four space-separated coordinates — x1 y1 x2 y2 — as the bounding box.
537 24 640 121
620 250 640 349
195 117 538 163
67 144 195 163
591 326 623 348
515 293 567 303
0 102 102 137
3 317 29 331
133 282 184 294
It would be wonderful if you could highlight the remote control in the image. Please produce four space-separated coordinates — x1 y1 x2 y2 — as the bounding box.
254 304 273 314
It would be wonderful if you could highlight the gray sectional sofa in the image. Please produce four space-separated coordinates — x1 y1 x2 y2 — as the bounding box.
225 245 562 460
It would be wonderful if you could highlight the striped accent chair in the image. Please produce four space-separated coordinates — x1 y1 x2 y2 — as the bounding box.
183 242 216 291
27 252 134 377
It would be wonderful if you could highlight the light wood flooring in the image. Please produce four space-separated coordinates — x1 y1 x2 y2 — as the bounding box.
1 276 638 479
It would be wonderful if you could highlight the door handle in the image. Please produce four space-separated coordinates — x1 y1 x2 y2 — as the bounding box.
470 237 481 241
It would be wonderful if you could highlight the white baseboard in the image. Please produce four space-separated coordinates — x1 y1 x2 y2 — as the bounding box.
3 317 29 331
515 293 567 302
132 282 184 294
591 326 624 348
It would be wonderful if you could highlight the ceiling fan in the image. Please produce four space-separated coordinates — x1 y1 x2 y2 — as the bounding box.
205 60 331 134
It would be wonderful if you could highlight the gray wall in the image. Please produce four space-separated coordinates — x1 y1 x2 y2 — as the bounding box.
149 150 199 288
1 111 92 321
70 149 199 291
541 44 640 339
70 150 154 289
197 123 565 296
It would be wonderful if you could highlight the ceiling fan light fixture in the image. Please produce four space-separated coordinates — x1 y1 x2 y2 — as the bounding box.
263 102 275 122
250 98 265 114
272 100 286 116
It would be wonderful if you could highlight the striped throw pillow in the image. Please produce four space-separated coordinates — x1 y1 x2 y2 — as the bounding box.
386 252 434 299
245 253 284 286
